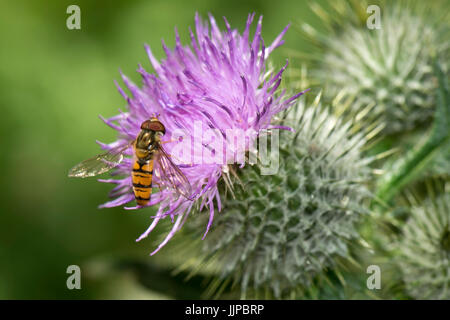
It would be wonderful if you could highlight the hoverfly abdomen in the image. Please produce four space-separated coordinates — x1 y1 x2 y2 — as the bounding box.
132 159 154 206
131 117 165 206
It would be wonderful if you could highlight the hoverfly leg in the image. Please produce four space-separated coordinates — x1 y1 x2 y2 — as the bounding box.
160 139 177 145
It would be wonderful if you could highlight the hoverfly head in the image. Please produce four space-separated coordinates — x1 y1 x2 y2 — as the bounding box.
141 118 166 135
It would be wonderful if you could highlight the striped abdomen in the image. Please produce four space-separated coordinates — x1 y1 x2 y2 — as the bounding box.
132 159 154 206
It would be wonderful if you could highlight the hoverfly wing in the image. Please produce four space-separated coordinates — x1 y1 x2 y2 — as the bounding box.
155 145 192 199
68 143 132 178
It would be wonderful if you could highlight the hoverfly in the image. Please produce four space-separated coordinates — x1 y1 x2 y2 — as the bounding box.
68 117 192 206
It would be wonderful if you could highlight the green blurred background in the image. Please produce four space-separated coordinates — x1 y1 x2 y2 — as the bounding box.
0 0 322 299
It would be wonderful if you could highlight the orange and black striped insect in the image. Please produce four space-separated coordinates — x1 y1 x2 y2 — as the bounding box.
68 117 192 205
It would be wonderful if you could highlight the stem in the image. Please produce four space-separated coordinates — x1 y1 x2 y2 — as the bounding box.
375 59 449 204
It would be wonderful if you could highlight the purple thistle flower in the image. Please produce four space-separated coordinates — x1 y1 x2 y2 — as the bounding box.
98 13 306 255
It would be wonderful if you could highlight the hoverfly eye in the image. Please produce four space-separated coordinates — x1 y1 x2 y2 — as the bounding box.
142 119 166 134
140 120 152 130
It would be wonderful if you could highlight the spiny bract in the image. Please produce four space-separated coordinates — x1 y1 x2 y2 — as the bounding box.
396 192 450 299
185 94 373 298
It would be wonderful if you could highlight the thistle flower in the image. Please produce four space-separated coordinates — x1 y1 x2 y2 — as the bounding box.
97 13 306 254
179 93 375 298
396 191 450 299
299 1 449 135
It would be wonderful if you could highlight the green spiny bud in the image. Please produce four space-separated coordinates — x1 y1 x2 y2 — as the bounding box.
396 191 450 299
181 93 374 298
300 1 449 135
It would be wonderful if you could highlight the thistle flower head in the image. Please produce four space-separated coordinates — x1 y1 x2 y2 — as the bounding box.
396 191 450 299
180 93 374 298
300 1 449 135
98 13 305 254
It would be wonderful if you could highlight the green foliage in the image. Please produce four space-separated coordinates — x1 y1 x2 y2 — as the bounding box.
376 60 450 203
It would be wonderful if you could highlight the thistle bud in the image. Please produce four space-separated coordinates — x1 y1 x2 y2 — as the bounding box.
181 93 375 298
